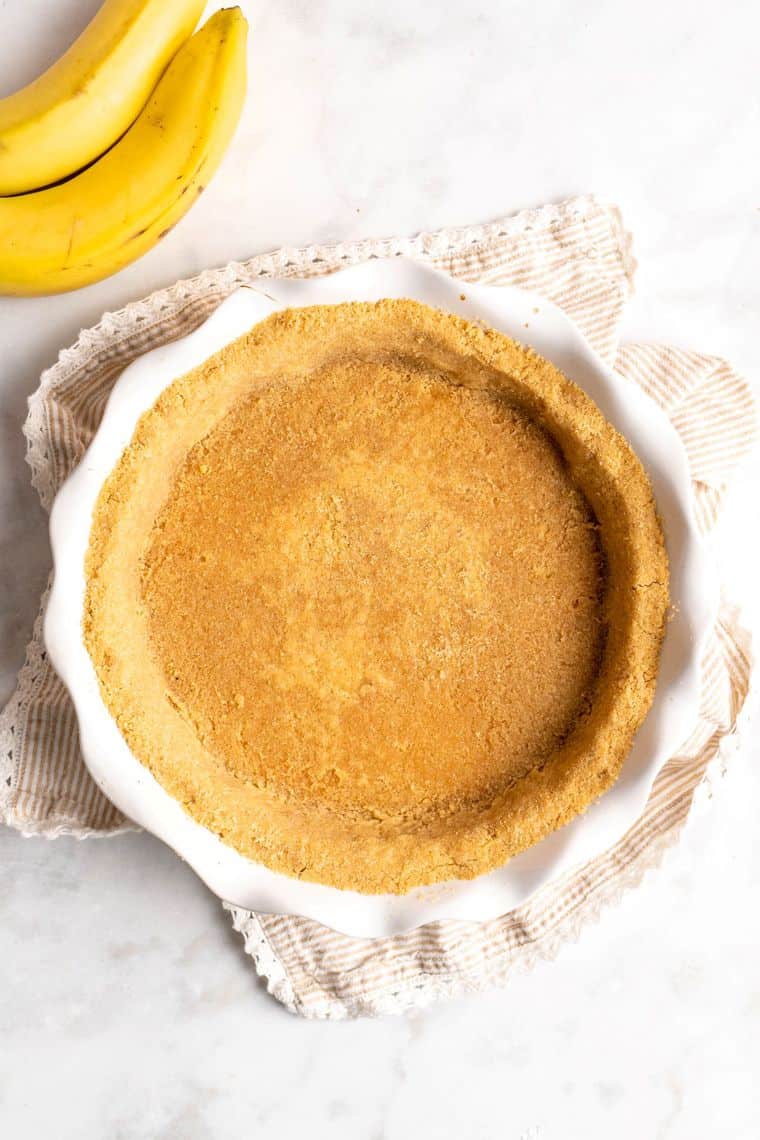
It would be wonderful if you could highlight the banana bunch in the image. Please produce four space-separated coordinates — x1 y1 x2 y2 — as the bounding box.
0 1 248 295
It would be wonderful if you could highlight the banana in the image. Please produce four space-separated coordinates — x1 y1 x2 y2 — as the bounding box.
0 0 207 196
0 8 248 296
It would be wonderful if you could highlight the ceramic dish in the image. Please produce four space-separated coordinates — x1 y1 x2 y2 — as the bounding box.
44 260 718 936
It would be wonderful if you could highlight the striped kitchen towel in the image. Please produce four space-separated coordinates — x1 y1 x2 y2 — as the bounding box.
1 195 755 1017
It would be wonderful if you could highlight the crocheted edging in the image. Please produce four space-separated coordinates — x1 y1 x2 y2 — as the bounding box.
0 582 51 820
224 906 299 1013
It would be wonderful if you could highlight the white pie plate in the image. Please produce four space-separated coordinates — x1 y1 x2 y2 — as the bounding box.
44 259 718 937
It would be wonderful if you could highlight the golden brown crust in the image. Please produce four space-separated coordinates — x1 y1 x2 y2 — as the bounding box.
84 300 669 893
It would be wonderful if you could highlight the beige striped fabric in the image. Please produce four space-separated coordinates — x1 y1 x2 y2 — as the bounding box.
1 195 755 1017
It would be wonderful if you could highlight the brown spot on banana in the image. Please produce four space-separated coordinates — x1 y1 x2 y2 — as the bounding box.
64 216 80 266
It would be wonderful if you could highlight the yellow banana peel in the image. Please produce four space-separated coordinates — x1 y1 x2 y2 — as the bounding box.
0 8 248 296
0 0 207 196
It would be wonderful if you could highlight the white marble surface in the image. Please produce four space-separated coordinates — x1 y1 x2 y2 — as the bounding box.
1 0 759 1136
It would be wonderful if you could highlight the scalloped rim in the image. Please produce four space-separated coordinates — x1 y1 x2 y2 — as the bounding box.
44 260 718 937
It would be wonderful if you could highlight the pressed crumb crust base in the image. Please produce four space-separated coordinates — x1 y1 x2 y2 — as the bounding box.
84 300 669 894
